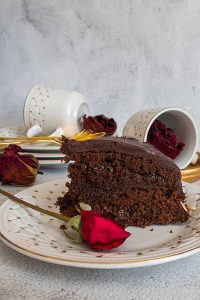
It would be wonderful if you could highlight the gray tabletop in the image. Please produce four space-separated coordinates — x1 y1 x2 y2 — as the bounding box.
1 167 200 300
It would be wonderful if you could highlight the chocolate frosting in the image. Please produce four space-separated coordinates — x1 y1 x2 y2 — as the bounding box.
61 136 179 171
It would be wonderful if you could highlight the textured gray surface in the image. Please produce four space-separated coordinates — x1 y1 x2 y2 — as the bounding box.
0 168 200 300
1 0 200 137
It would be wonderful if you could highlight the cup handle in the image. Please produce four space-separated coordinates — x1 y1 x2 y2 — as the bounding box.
27 125 43 137
49 127 63 137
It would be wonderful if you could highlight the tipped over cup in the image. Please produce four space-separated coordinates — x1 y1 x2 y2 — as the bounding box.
123 107 198 170
24 85 89 137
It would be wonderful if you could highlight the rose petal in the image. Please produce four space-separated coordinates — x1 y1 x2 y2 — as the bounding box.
81 210 130 250
0 144 39 185
83 114 117 136
147 120 185 159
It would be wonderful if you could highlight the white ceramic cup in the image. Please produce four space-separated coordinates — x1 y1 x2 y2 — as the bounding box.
24 85 89 137
123 108 198 169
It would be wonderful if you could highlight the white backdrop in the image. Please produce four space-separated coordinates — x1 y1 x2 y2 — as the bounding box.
1 0 200 140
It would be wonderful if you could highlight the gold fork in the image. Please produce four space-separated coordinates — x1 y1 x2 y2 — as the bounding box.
0 129 106 149
0 188 69 222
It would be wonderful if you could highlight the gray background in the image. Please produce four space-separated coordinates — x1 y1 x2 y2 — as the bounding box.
1 0 200 135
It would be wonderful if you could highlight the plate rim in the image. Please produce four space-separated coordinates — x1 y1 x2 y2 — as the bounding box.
0 179 200 269
38 159 65 166
1 228 200 269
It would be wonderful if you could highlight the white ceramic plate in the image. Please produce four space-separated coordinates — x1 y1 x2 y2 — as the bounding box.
0 125 60 152
38 159 65 166
22 152 65 159
1 179 200 269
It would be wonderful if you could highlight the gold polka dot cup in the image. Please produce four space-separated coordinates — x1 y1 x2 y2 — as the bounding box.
24 85 89 137
123 108 198 169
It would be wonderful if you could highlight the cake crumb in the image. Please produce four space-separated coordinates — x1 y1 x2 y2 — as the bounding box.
185 204 197 211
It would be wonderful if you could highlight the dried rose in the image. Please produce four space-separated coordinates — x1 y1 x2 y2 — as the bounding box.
80 210 130 250
83 114 117 136
0 144 40 185
147 120 185 159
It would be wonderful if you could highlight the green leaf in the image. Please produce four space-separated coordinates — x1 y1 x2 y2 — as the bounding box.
68 215 81 232
79 202 91 211
60 214 83 243
61 226 83 243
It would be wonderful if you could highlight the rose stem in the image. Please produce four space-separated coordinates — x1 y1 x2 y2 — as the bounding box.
0 188 70 222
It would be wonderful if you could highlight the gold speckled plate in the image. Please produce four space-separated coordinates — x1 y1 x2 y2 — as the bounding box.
0 178 200 269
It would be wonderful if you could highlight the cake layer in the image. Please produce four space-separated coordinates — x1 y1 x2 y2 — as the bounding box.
66 152 181 190
61 136 178 171
58 188 188 227
61 183 184 206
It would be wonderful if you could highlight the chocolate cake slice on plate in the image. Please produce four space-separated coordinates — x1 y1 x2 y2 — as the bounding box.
57 136 189 227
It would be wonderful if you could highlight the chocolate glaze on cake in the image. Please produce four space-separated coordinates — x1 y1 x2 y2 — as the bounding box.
62 136 174 163
57 136 189 227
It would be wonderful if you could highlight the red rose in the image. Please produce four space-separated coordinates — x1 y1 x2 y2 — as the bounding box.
80 210 130 250
83 114 117 136
0 144 40 185
147 120 185 159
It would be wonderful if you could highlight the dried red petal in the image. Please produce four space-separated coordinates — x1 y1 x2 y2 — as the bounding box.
80 210 130 250
83 114 117 136
0 144 39 185
147 120 185 159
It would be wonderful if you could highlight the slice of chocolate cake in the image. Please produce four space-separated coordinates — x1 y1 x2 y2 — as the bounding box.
57 136 189 227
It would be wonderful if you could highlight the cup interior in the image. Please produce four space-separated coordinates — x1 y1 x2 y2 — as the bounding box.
144 109 198 169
